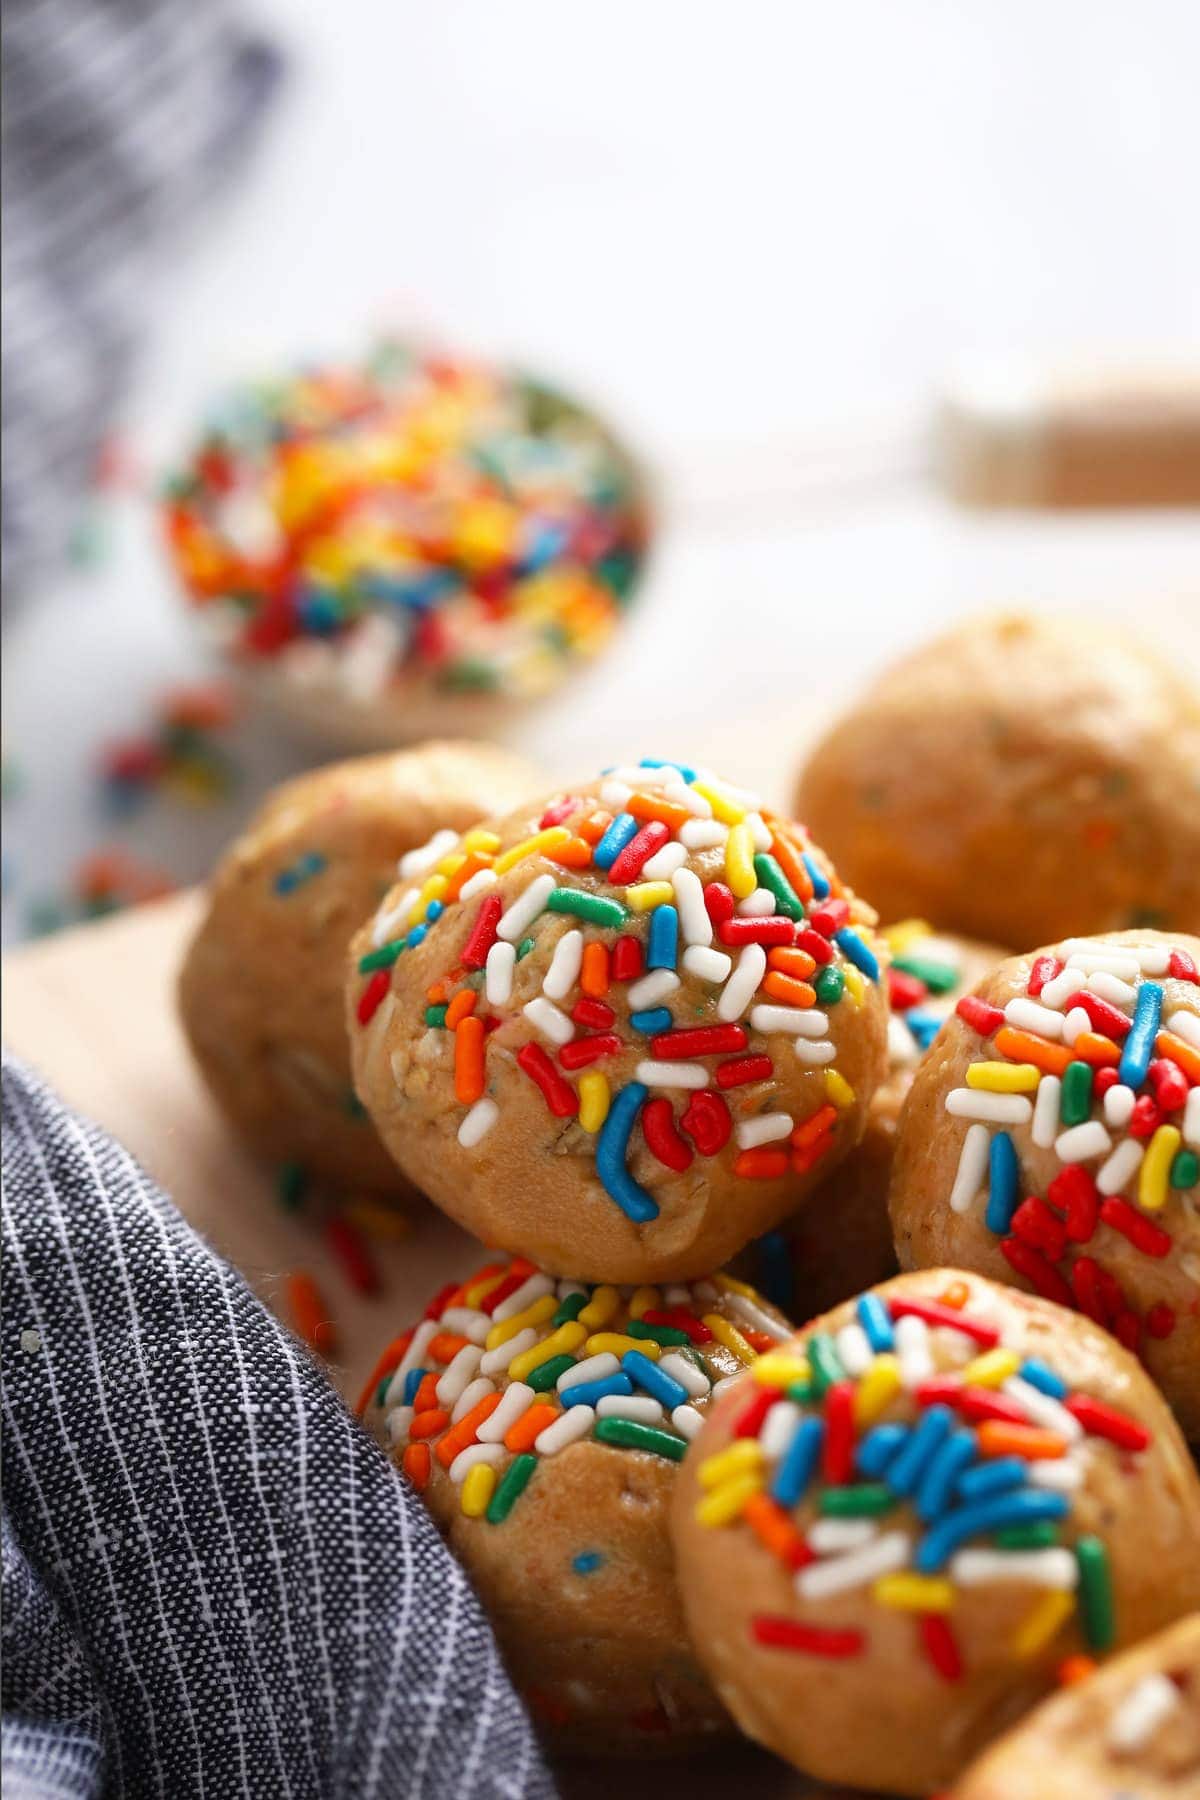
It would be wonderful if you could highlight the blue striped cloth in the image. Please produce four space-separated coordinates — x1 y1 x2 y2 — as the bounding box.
2 1055 556 1799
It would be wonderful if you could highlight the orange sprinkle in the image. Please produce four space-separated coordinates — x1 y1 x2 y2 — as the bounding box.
444 988 478 1031
425 980 449 1005
734 1147 790 1180
744 1327 778 1353
791 1133 835 1176
581 942 611 997
413 1371 440 1413
1073 1031 1121 1068
443 852 493 903
764 826 814 903
977 1422 1067 1461
578 809 613 845
427 1331 470 1364
353 1331 413 1417
286 1271 335 1354
793 1103 838 1149
505 1402 560 1453
409 1407 451 1440
435 1391 504 1467
993 1027 1074 1077
626 791 692 831
767 946 817 980
762 971 817 1009
401 1442 431 1492
1156 1029 1200 1084
938 1280 970 1310
1057 1654 1098 1688
454 1015 486 1104
743 1493 811 1568
547 836 593 868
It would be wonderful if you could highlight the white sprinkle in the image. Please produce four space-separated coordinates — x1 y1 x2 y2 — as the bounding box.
744 811 773 851
606 764 671 789
492 1273 556 1322
1097 1136 1144 1196
557 1280 588 1300
386 1404 414 1446
641 842 688 881
896 1315 933 1388
1086 970 1136 1006
1002 1377 1082 1441
479 1331 539 1377
660 1352 711 1398
721 1289 791 1339
458 1098 500 1149
451 1377 495 1422
477 1382 536 1439
759 1401 803 1459
635 1060 709 1089
735 1112 794 1149
543 929 583 1000
439 1308 491 1344
808 1518 879 1554
1185 1089 1200 1150
737 888 777 917
1104 1083 1137 1129
1032 1075 1063 1148
372 888 418 947
460 867 498 901
1061 1006 1091 1045
664 1284 693 1306
596 1394 664 1424
835 1323 874 1377
710 1374 743 1400
664 781 712 818
485 941 516 1006
888 1015 922 1066
750 1004 830 1039
1055 1120 1112 1164
496 873 556 942
671 1404 706 1440
384 1320 437 1403
559 1353 620 1390
599 779 633 809
1167 1008 1200 1051
951 1548 1078 1588
1028 1455 1086 1491
672 866 713 946
399 828 459 881
950 1123 990 1213
798 1531 910 1598
1064 951 1142 981
718 944 766 1021
683 945 731 984
535 1405 596 1455
793 1039 838 1066
1005 998 1065 1038
523 996 574 1046
1108 1673 1181 1754
627 968 680 1011
435 1344 483 1406
679 818 727 850
690 1279 720 1303
946 1089 1034 1125
1039 970 1080 1010
449 1442 507 1484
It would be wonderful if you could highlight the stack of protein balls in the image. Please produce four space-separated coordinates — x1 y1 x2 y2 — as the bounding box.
179 613 1200 1796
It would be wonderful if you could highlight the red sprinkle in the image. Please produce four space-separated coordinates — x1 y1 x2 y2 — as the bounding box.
888 969 928 1012
1065 990 1132 1040
716 1054 774 1089
680 1089 732 1155
952 1385 1031 1426
1147 1058 1189 1113
734 1384 782 1439
1129 1095 1162 1139
1048 1167 1099 1244
718 916 795 947
423 1282 459 1321
641 1097 694 1172
1028 955 1062 997
558 1034 623 1070
612 935 644 982
751 1616 864 1658
324 1216 378 1295
608 820 670 884
516 1043 579 1118
572 997 615 1030
356 968 391 1025
1070 1257 1111 1326
642 1308 713 1343
460 893 504 970
1145 1302 1176 1340
1099 1197 1173 1258
956 994 1005 1037
539 795 578 828
890 1297 999 1347
703 882 735 925
921 1614 963 1682
1112 1310 1141 1353
651 1024 748 1059
794 927 835 966
999 1236 1074 1307
1011 1197 1067 1262
807 898 850 938
1093 1067 1120 1099
1169 947 1199 983
1065 1393 1150 1452
822 1382 856 1483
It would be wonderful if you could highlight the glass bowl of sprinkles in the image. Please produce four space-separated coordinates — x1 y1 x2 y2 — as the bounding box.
161 341 651 747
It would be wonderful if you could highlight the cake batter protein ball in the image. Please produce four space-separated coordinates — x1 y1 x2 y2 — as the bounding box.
179 739 538 1191
952 1611 1200 1800
361 1252 792 1752
347 759 890 1282
671 1268 1200 1797
162 341 649 747
889 930 1200 1439
793 614 1200 949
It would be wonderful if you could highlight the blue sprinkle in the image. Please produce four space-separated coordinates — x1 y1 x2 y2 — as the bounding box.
640 757 697 783
835 927 880 981
559 1373 634 1409
916 1428 977 1522
885 1404 954 1497
986 1132 1021 1235
904 1008 943 1051
754 1230 795 1314
596 1083 659 1222
647 904 679 971
630 1007 673 1034
771 1416 824 1507
402 1367 425 1406
1019 1358 1068 1400
956 1456 1029 1502
406 924 428 949
856 1292 895 1353
916 1490 1069 1573
425 899 444 922
622 1350 688 1411
855 1423 908 1479
274 851 328 896
572 1550 606 1575
801 853 830 900
1119 981 1163 1090
594 812 638 870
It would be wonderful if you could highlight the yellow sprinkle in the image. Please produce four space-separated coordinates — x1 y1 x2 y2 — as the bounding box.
694 1472 763 1527
691 782 745 825
713 1272 756 1299
577 1072 610 1134
854 1354 901 1426
704 1314 755 1365
464 1269 508 1308
434 850 467 878
624 881 675 912
460 1463 497 1518
881 919 934 953
462 828 501 854
752 1353 812 1389
629 1286 661 1320
961 1348 1021 1388
966 1061 1042 1094
873 1574 956 1613
697 1439 765 1489
577 1285 621 1331
484 1294 558 1350
493 827 571 875
1139 1124 1181 1213
824 1069 856 1110
586 1332 660 1361
1011 1589 1076 1659
842 966 865 1008
408 872 448 926
724 823 757 899
508 1321 587 1383
343 1199 411 1242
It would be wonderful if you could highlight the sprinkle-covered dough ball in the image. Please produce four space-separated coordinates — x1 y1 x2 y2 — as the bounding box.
362 1253 793 1752
794 614 1200 948
890 930 1200 1439
347 759 890 1282
670 1269 1200 1797
179 740 538 1190
951 1612 1200 1800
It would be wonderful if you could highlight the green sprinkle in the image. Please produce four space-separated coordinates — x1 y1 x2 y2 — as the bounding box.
807 1332 845 1397
1060 1060 1094 1128
995 1522 1060 1550
516 937 536 961
344 1090 368 1119
813 966 845 1006
424 1004 448 1028
819 1484 896 1517
752 853 804 920
358 939 405 973
1170 1148 1199 1189
277 1162 307 1211
552 1292 588 1326
545 888 626 928
486 1453 537 1523
527 1354 578 1393
627 1320 691 1346
1075 1535 1115 1650
786 1379 814 1404
593 1418 687 1461
892 954 960 994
